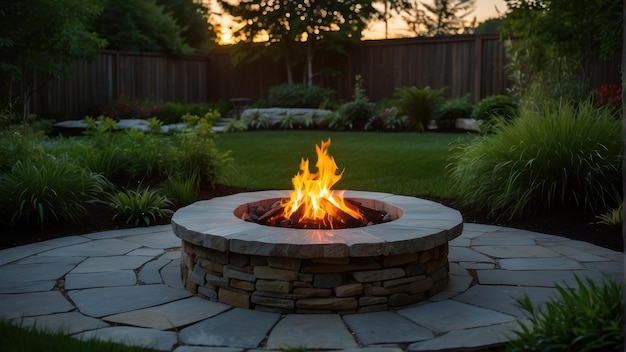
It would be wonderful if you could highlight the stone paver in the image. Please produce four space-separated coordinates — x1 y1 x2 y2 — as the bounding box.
103 297 230 330
0 223 621 352
267 314 358 349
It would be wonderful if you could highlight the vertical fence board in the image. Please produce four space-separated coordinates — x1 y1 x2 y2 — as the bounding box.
28 34 619 120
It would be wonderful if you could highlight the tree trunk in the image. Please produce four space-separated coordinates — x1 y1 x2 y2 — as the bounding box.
306 41 313 86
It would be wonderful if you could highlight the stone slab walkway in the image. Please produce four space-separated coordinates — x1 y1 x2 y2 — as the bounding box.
0 223 622 351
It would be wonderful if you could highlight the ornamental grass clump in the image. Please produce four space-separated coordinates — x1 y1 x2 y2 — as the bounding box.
394 86 445 131
448 100 622 220
0 156 108 228
108 187 173 227
506 276 623 352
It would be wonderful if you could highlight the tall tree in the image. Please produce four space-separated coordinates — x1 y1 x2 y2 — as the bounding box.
155 0 218 51
0 0 106 122
216 0 389 86
94 0 191 54
374 0 414 38
422 0 475 35
502 0 622 102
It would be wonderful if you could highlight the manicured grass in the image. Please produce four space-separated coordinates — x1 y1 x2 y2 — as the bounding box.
0 320 156 352
216 131 473 198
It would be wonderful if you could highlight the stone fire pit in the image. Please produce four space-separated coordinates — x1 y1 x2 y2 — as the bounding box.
171 190 463 313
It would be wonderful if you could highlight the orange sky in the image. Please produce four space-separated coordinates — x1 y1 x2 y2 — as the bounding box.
214 0 508 43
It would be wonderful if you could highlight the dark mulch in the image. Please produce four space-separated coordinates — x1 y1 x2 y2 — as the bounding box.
1 183 623 252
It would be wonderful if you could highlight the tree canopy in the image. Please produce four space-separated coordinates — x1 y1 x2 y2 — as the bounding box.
501 0 622 102
216 0 407 85
94 0 190 54
0 0 106 120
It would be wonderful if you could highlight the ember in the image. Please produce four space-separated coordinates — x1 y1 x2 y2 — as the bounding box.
244 138 391 229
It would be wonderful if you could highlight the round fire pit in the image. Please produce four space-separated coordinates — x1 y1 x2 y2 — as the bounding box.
171 190 463 313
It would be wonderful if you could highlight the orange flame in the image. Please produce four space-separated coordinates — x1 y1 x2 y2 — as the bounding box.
281 138 363 227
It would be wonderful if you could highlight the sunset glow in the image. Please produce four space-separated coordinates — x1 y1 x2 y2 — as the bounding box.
212 0 507 44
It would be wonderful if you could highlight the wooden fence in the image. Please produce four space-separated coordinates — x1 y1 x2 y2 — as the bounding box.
28 34 620 119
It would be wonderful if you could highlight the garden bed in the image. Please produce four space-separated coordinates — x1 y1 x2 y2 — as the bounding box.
1 183 622 252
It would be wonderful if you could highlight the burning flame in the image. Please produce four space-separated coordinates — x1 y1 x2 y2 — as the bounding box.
281 138 363 227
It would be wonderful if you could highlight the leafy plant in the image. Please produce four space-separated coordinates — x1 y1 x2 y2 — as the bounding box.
394 86 445 131
336 75 375 130
506 276 623 352
171 111 233 183
0 156 108 228
279 112 295 129
365 107 406 131
596 202 623 226
471 94 517 122
108 187 173 226
245 110 271 130
0 128 46 172
325 111 352 131
95 95 160 121
224 118 247 132
162 172 200 208
449 100 623 220
267 84 335 109
435 96 474 129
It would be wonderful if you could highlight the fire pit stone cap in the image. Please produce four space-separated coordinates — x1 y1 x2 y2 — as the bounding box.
171 190 463 258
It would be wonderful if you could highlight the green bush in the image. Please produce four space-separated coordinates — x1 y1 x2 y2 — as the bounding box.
158 101 228 125
162 172 200 208
435 96 474 129
394 86 445 131
471 94 517 122
506 276 623 352
337 100 375 130
449 100 622 220
95 95 160 121
0 156 108 228
157 101 187 124
335 75 375 130
0 128 46 173
267 84 335 108
365 107 406 131
108 187 173 226
169 112 233 183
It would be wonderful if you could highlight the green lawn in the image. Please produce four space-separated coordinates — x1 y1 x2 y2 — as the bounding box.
215 131 473 198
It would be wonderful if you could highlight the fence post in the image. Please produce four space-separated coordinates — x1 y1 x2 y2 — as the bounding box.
473 36 483 103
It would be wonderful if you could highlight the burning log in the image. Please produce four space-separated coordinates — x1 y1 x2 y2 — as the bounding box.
248 198 391 229
318 197 364 228
346 199 385 224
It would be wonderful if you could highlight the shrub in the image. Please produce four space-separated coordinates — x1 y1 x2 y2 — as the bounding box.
170 111 233 183
162 172 200 208
365 107 406 131
157 101 187 124
596 202 623 226
336 75 375 130
95 95 160 120
108 187 173 226
506 276 623 352
471 94 517 122
244 110 271 130
0 156 108 228
325 111 352 131
449 100 622 220
0 128 46 173
435 96 474 129
394 86 445 131
268 84 335 108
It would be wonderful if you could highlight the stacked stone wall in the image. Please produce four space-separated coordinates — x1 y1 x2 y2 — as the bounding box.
180 241 450 313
